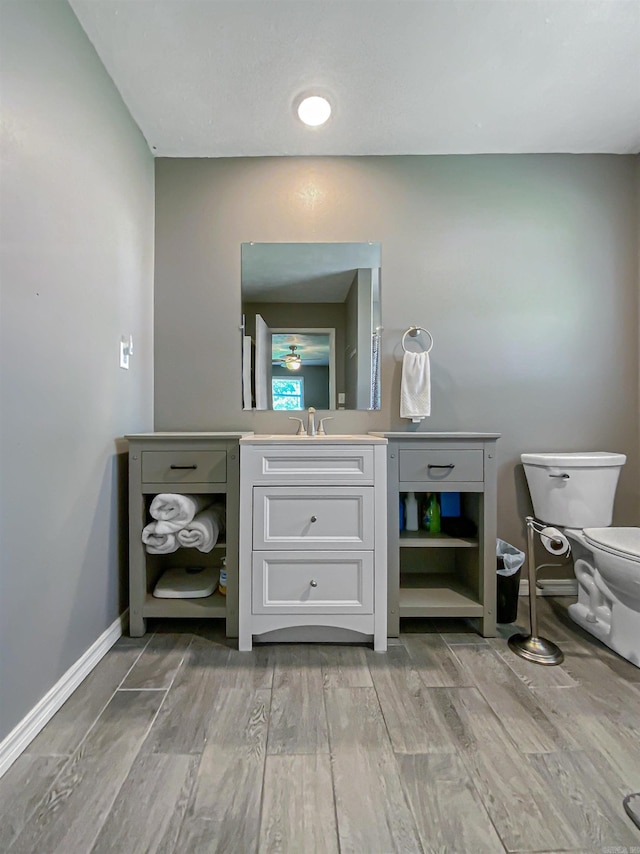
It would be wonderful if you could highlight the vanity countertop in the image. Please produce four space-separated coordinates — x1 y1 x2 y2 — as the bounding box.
369 431 501 440
241 434 387 445
125 431 254 440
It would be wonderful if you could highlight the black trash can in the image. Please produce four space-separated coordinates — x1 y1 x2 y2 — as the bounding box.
496 556 522 624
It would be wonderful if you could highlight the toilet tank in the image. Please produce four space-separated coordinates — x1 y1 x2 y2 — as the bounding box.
521 452 626 528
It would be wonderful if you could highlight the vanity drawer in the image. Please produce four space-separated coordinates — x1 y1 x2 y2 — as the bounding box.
252 551 374 614
253 486 374 550
244 446 374 484
398 449 483 483
141 450 227 484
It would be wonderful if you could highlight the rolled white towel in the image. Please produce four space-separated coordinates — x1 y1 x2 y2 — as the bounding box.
142 522 179 554
176 505 225 553
149 494 212 534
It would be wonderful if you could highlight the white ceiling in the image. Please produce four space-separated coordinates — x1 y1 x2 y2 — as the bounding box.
69 0 640 157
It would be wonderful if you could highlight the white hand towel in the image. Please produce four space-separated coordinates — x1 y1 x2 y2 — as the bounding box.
142 522 179 554
176 505 225 553
149 494 212 534
400 350 431 422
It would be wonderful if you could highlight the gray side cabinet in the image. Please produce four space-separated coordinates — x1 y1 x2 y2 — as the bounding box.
126 432 250 637
371 432 500 637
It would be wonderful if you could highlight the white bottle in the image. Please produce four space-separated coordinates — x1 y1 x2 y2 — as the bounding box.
405 492 419 531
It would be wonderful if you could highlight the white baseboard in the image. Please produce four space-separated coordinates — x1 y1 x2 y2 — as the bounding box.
519 579 578 597
0 610 128 778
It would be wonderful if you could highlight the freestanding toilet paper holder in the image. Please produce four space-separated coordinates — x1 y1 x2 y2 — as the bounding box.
508 516 567 666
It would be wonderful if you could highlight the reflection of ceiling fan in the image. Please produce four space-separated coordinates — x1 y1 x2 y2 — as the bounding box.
277 344 302 371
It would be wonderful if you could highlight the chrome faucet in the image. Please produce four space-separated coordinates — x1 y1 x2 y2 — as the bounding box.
317 416 334 435
288 417 307 436
307 407 317 437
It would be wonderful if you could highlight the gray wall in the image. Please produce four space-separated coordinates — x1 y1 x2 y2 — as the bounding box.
155 155 639 554
0 1 154 742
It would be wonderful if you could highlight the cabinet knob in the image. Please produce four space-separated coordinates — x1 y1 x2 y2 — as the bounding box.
310 579 318 587
310 515 317 523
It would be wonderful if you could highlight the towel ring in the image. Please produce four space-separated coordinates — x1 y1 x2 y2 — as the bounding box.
402 326 434 354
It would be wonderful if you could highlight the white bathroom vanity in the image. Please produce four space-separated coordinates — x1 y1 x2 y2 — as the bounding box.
238 435 388 651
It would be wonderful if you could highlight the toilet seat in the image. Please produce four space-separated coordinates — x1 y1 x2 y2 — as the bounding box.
583 527 640 562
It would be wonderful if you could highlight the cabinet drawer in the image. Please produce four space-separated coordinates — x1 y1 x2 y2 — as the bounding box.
253 486 374 550
243 446 374 484
252 551 374 614
142 450 227 484
398 449 483 483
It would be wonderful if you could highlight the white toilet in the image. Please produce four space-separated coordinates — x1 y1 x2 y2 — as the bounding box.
521 451 640 668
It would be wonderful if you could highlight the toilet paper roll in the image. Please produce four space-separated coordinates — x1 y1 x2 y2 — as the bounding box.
540 526 570 555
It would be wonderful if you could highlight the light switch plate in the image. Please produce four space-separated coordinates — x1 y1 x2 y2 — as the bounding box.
119 340 130 369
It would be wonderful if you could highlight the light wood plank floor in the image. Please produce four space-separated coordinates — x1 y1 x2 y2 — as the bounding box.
2 597 640 854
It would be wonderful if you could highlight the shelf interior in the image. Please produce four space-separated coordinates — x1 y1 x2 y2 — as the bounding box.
399 573 483 617
399 530 477 548
143 591 227 619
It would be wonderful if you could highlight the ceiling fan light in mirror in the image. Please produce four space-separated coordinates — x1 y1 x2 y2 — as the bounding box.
284 345 302 370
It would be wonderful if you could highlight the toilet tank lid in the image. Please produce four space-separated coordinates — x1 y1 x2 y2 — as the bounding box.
583 527 640 560
521 452 626 468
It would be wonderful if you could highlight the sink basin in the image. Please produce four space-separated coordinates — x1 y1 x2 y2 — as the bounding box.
242 434 387 443
255 434 361 440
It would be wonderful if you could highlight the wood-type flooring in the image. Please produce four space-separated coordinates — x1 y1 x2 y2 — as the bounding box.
2 597 640 853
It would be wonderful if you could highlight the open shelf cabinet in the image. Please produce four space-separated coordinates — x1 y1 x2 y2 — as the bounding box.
371 432 499 637
126 432 249 637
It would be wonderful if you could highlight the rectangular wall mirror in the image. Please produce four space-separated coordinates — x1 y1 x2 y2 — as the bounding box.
241 242 382 411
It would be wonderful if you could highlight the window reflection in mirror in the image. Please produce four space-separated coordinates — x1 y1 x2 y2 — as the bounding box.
241 242 381 411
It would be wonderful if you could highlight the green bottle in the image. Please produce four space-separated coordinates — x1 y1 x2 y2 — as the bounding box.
426 493 441 534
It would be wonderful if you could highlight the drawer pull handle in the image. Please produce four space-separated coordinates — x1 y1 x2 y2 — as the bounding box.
170 464 198 470
310 515 317 523
427 463 455 470
310 580 318 587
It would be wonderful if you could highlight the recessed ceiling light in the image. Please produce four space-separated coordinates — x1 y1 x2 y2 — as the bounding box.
297 95 331 127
